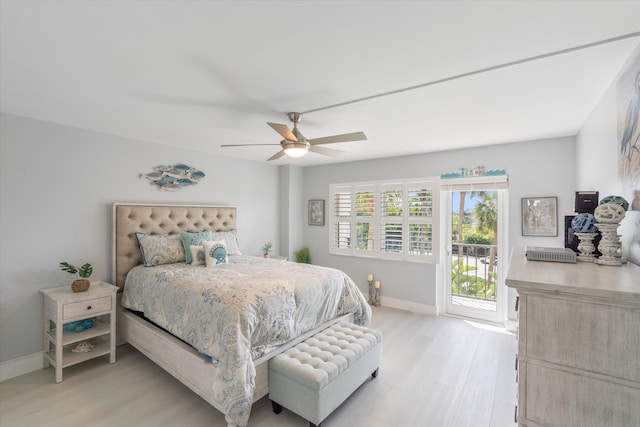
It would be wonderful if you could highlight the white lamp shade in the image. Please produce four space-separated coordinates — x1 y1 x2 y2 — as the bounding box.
283 142 309 158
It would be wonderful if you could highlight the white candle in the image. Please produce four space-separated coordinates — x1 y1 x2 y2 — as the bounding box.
374 281 380 289
367 274 373 282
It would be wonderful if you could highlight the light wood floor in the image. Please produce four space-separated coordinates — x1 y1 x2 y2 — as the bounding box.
0 307 517 427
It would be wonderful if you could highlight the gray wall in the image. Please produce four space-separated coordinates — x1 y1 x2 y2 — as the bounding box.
0 113 280 363
300 137 577 319
6 108 628 365
577 45 640 266
279 165 304 260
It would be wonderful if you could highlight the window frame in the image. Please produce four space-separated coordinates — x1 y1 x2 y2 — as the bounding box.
329 177 439 263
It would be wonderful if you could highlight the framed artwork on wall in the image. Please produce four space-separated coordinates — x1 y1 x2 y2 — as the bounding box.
308 199 325 226
522 196 557 237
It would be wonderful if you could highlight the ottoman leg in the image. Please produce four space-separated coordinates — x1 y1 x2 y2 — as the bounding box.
271 400 283 414
372 368 379 378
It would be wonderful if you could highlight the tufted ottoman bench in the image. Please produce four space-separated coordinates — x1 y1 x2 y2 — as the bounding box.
269 322 382 427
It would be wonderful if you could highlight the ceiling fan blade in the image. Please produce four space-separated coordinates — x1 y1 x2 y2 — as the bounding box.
309 131 367 145
220 144 280 147
309 146 345 157
267 150 286 161
267 122 297 141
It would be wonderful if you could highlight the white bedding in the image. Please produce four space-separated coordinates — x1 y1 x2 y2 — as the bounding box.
120 255 370 426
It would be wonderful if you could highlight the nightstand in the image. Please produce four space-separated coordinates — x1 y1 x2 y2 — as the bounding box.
41 281 118 383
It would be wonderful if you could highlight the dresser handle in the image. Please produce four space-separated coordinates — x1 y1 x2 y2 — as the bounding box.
515 296 519 312
514 405 518 423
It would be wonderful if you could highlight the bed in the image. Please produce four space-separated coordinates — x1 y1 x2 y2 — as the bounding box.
112 203 371 427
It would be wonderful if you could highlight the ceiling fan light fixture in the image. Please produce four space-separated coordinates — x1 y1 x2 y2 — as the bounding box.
283 141 310 158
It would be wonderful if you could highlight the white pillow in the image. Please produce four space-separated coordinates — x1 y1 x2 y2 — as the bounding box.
135 233 186 267
189 245 206 266
202 240 228 266
212 230 242 255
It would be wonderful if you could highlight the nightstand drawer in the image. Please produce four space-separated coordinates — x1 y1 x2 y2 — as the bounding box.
63 296 112 320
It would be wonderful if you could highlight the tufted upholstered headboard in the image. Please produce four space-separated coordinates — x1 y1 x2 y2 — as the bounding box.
112 203 237 289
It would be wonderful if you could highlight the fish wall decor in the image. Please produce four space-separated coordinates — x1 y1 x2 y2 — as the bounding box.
139 164 206 191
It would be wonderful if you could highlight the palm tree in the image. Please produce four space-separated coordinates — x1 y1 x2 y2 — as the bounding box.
455 190 487 257
456 191 466 262
474 192 498 290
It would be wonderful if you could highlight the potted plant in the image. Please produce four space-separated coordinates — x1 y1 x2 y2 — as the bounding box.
262 242 273 258
294 246 311 264
59 262 93 292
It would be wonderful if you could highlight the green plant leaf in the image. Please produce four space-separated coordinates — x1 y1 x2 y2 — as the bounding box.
78 263 93 278
59 262 78 274
294 246 311 264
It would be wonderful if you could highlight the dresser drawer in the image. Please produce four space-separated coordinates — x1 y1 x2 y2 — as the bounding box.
523 362 640 427
524 294 640 382
63 296 112 320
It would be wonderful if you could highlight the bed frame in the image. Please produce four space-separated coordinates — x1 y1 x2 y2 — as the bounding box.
112 203 351 426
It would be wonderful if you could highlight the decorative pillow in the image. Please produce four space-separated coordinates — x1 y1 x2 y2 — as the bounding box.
203 240 228 266
180 230 213 263
135 233 186 267
212 230 242 255
189 245 206 266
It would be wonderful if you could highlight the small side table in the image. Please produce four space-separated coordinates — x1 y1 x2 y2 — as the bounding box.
41 281 118 383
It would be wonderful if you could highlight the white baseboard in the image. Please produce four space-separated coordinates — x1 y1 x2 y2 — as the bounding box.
0 351 43 382
1 298 439 382
379 296 439 316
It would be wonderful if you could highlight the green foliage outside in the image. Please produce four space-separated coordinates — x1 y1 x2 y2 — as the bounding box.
452 191 498 300
451 258 497 299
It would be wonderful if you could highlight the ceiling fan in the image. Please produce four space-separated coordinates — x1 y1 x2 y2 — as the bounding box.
221 112 367 161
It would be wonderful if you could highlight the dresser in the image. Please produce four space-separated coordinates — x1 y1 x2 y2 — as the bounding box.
506 247 640 427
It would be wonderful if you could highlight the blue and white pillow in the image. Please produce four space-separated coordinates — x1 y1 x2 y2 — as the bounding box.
180 230 213 264
212 230 242 255
189 245 207 266
135 233 186 267
203 240 228 266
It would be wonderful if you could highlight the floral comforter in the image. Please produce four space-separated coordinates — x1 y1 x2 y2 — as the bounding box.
120 255 371 426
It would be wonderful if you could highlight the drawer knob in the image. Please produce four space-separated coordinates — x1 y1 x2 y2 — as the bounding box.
87 305 92 310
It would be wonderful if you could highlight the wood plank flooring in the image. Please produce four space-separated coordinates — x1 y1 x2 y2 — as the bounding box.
0 307 517 427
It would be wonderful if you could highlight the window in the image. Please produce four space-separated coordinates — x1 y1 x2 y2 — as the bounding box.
330 178 439 262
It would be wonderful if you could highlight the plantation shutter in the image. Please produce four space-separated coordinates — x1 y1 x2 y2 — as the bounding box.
379 182 403 259
330 185 352 255
355 184 375 256
406 180 436 261
329 178 440 262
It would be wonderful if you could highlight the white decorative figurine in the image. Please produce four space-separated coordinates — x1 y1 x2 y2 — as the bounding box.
571 213 597 262
71 341 95 353
594 196 628 266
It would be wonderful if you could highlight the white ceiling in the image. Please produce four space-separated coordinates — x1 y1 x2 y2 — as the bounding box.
2 1 639 166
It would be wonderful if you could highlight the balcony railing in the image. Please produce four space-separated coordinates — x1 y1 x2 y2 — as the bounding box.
451 243 497 302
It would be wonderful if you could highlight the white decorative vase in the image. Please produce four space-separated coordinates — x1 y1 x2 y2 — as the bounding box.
574 232 597 262
593 203 626 266
594 223 623 265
